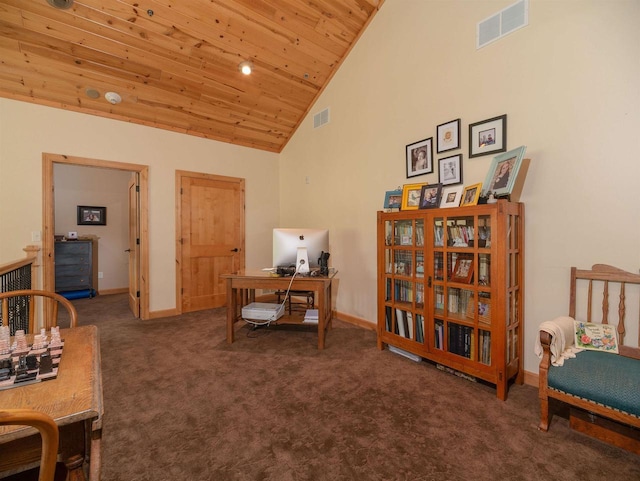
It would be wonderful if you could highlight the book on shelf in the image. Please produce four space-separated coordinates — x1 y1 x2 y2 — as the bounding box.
416 314 424 343
434 320 444 349
385 306 392 332
406 311 414 340
415 225 424 246
303 309 319 324
395 308 406 337
447 323 474 360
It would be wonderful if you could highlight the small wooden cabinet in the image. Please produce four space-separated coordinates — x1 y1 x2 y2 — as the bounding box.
377 200 524 400
55 239 98 294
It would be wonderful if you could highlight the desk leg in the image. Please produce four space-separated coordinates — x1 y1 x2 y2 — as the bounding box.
226 279 235 344
64 455 86 481
317 282 332 350
89 429 101 481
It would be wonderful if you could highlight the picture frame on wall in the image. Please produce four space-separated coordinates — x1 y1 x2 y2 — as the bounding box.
436 118 461 153
440 185 464 208
383 189 403 209
419 183 442 209
482 145 527 197
460 183 482 206
438 154 462 186
406 138 433 178
77 205 106 226
468 114 506 158
401 182 428 210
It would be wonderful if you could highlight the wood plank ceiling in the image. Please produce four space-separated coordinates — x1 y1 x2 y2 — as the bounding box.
0 0 382 152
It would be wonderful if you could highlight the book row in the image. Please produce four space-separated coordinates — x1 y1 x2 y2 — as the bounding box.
384 307 425 343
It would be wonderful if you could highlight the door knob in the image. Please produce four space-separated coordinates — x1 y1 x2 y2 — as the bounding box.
125 249 131 252
231 248 239 252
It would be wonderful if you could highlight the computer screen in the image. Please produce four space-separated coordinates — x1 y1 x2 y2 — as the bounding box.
272 228 329 272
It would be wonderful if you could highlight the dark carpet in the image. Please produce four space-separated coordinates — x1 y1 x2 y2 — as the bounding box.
70 294 639 481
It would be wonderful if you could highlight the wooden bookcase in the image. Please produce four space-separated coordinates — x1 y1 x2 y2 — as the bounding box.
376 200 524 400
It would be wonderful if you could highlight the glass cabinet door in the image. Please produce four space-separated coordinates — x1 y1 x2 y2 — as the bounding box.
381 217 426 346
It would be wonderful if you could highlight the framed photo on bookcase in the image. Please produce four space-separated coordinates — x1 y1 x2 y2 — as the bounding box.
466 295 491 324
401 182 427 210
440 185 464 208
451 255 474 284
461 183 482 206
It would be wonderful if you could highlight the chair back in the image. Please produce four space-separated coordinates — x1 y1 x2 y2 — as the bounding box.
0 409 59 481
0 289 78 333
570 264 640 359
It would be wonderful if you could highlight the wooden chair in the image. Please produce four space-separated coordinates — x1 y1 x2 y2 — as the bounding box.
276 290 315 315
0 409 59 481
0 290 78 333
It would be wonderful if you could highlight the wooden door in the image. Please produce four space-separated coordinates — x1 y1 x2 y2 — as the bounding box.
178 172 245 312
128 173 140 318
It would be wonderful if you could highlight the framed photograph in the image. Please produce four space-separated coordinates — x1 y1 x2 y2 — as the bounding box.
401 182 428 210
468 114 506 158
406 138 433 178
439 185 464 208
451 255 474 284
383 189 403 209
466 295 492 324
77 205 106 226
461 183 482 206
482 145 527 197
438 154 462 186
419 183 442 209
437 119 461 153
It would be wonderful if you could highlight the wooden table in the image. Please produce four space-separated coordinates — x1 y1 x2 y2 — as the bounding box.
0 325 103 481
223 270 336 349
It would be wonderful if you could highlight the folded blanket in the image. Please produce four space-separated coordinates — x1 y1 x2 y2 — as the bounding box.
535 316 584 366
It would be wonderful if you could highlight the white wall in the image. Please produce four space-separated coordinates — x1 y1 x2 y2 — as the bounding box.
279 0 640 374
0 99 280 312
54 164 131 291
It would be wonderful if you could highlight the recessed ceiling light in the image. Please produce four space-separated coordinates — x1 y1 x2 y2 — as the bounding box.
46 0 74 9
238 61 253 75
85 88 100 99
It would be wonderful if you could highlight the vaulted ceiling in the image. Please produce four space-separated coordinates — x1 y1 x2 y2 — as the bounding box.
0 0 383 152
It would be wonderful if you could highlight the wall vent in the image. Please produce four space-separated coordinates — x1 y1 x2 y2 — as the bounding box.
313 108 330 129
477 0 528 49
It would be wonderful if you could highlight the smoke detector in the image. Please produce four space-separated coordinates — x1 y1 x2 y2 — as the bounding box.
105 92 122 105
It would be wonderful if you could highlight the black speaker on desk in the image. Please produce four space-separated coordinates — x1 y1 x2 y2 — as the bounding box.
318 251 330 276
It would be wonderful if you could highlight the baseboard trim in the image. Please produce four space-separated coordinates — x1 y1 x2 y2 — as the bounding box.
335 310 376 331
98 287 128 295
148 308 179 319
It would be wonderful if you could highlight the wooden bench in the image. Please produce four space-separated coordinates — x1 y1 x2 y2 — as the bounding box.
538 264 640 454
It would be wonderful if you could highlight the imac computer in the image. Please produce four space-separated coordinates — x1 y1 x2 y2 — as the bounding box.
273 228 329 274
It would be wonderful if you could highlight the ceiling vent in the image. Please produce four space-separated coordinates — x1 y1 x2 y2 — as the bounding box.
477 0 528 49
47 0 74 9
313 108 330 129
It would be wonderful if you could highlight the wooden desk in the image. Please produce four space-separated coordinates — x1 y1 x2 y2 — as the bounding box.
223 270 336 349
0 325 103 481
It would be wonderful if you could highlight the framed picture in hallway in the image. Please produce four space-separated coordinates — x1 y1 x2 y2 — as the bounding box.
77 206 106 226
468 114 506 158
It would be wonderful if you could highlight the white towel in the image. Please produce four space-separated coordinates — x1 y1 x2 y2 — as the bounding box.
534 316 584 366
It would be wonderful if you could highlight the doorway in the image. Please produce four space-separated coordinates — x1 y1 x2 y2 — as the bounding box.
176 170 245 312
42 153 150 320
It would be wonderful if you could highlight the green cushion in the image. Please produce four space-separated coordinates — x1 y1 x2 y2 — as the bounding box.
548 350 640 417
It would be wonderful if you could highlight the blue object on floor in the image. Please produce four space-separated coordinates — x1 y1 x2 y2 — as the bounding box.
60 289 96 300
